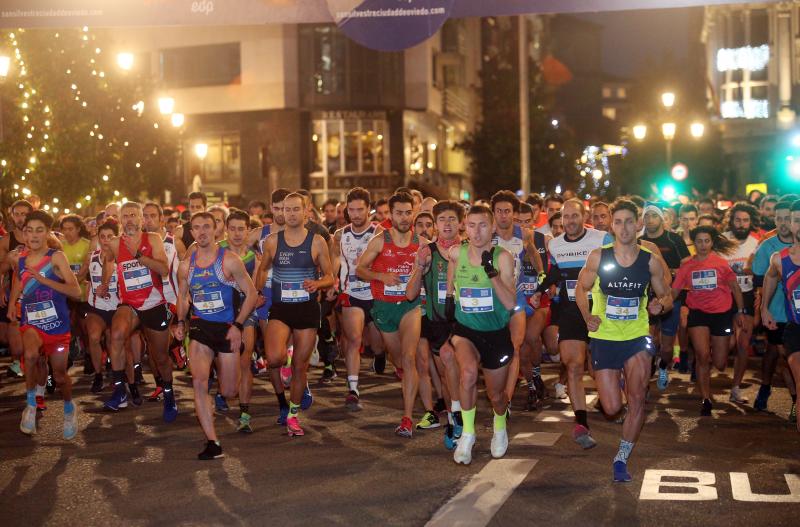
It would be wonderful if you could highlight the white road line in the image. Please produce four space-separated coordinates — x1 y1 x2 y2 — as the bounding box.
426 459 538 527
512 432 562 447
534 410 574 422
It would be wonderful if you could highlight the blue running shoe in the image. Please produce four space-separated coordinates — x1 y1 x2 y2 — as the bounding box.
276 406 289 425
657 368 669 391
104 386 128 411
613 461 632 483
215 393 229 411
300 384 313 410
453 412 463 440
443 424 457 451
163 390 178 423
753 384 771 412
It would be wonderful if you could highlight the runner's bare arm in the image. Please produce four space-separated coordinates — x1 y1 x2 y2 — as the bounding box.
40 252 83 299
226 252 258 325
47 233 63 251
760 253 782 330
98 238 120 294
330 228 343 281
493 249 518 310
172 259 190 341
355 234 385 283
0 237 12 275
406 243 431 301
255 235 276 290
648 253 673 314
307 234 335 292
6 272 21 321
142 233 170 277
575 249 600 325
524 230 544 274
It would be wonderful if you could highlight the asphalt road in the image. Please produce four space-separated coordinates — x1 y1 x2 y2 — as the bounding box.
1 355 799 527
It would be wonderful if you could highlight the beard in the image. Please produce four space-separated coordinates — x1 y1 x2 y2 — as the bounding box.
761 218 776 231
732 228 750 241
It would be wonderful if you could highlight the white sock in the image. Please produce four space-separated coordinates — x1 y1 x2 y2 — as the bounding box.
347 375 359 395
35 384 45 397
451 400 461 413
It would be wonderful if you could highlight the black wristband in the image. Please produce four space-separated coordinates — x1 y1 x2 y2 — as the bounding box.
232 321 244 331
485 266 499 279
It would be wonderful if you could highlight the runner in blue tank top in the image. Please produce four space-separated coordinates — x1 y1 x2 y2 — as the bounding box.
257 192 334 437
173 211 258 460
12 210 82 440
761 199 800 433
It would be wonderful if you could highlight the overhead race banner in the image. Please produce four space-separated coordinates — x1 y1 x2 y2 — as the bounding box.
0 0 768 48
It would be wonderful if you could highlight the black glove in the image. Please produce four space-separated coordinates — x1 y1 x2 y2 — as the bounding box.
481 250 498 279
445 295 456 322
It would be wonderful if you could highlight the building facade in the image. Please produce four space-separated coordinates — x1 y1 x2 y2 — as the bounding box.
703 2 799 193
105 20 480 206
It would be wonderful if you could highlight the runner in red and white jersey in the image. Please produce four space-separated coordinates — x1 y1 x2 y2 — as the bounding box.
98 201 177 423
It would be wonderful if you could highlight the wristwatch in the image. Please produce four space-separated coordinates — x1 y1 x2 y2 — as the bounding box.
134 250 142 260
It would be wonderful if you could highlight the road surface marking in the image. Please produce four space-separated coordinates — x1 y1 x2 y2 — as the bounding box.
426 459 538 527
512 432 562 447
730 473 800 502
535 410 574 422
639 470 718 501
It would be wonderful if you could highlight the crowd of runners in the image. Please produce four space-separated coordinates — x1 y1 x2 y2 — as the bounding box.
3 184 800 482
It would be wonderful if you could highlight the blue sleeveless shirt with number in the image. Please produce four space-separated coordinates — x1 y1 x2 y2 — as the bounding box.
780 248 800 325
189 248 239 324
19 249 70 335
272 230 318 304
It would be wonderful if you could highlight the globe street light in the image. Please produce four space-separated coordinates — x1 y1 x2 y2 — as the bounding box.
633 124 647 140
0 55 10 78
661 92 675 109
158 97 175 116
116 52 134 71
690 122 705 139
170 113 185 128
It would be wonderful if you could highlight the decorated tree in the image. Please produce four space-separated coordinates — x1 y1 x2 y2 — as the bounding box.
0 27 176 213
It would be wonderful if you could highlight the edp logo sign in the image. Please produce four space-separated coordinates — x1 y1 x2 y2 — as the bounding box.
327 0 453 51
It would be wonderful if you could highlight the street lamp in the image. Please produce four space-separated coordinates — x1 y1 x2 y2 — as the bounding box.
170 113 185 128
158 97 175 116
0 55 10 78
661 92 675 109
632 124 647 140
194 143 208 159
690 122 705 139
116 52 134 71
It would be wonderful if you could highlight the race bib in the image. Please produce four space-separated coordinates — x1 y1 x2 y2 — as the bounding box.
519 277 538 295
193 291 225 315
26 300 58 324
123 263 153 291
736 274 753 292
280 281 310 303
383 274 410 297
91 275 118 294
691 270 717 290
459 287 494 313
69 263 81 275
565 280 590 302
793 290 800 315
348 274 370 295
438 281 447 304
606 296 639 321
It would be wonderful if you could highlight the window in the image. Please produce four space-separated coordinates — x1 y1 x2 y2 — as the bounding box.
616 87 626 99
718 9 770 119
299 24 404 107
185 133 241 185
602 107 617 120
161 43 241 88
310 117 388 176
602 87 612 99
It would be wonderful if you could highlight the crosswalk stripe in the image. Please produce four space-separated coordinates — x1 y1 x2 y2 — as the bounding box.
426 459 538 527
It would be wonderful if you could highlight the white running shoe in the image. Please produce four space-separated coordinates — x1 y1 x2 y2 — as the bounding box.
729 386 749 404
491 428 509 458
453 433 476 465
20 405 36 435
554 382 568 400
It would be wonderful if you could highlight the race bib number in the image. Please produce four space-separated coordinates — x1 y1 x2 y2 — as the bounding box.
26 300 58 325
736 274 753 292
348 274 370 295
606 296 639 321
519 277 538 295
123 264 153 291
383 274 410 296
691 270 717 290
280 281 310 303
438 281 447 304
193 291 225 315
69 263 81 275
459 287 494 313
793 290 800 315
